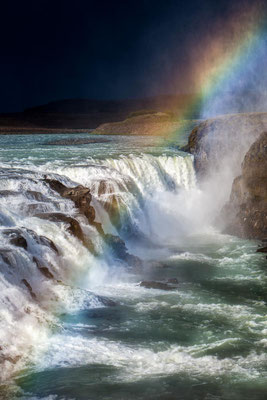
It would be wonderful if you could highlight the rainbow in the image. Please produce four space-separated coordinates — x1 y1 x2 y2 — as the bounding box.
162 3 265 144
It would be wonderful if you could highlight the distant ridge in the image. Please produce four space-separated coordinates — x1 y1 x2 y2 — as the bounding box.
0 95 196 133
24 95 195 114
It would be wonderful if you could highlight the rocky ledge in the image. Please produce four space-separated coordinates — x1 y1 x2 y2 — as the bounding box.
43 177 142 267
222 132 267 240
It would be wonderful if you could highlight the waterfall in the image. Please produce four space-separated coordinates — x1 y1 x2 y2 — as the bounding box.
0 152 196 381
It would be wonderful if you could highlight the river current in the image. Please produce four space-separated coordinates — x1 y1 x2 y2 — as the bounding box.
0 134 266 399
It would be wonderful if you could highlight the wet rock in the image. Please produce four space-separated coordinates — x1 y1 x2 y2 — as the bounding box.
25 190 50 202
125 253 143 269
10 236 27 249
0 352 21 364
139 281 176 290
223 132 267 240
96 295 117 307
256 246 267 253
0 190 20 198
103 195 122 229
21 279 37 300
0 249 13 266
92 221 105 235
33 256 54 279
90 179 133 229
104 233 142 268
24 203 45 215
2 229 28 250
44 178 96 224
167 277 179 284
182 113 267 180
104 234 128 257
34 212 95 254
38 235 59 255
2 227 60 258
20 228 59 255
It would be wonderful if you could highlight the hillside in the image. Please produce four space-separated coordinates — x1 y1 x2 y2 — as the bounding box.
0 95 196 133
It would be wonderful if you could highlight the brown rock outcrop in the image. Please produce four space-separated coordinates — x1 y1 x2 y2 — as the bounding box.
222 132 267 239
43 177 142 266
44 178 96 224
34 212 95 254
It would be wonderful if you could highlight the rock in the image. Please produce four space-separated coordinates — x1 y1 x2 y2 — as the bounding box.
182 113 267 180
256 246 267 253
20 228 59 255
0 249 13 266
139 280 176 291
0 190 21 198
25 190 50 202
42 178 142 262
44 178 96 224
92 221 105 235
167 278 179 284
222 132 267 239
2 227 59 255
104 234 128 258
96 295 117 307
21 279 37 300
33 256 54 279
90 179 136 229
2 229 28 250
104 233 142 268
34 212 95 254
0 353 21 364
38 235 59 255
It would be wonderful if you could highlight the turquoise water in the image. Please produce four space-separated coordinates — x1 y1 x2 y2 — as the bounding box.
0 134 266 400
0 134 180 164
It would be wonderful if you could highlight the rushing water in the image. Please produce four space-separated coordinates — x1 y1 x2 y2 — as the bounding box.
0 134 266 400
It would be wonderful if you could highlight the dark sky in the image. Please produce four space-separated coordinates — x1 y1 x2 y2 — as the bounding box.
0 0 264 111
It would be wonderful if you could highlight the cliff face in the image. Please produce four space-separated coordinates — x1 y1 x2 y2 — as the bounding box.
182 113 267 180
222 132 267 239
183 113 267 240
